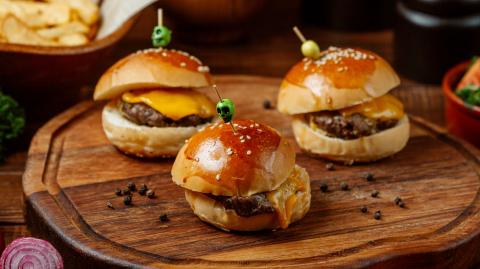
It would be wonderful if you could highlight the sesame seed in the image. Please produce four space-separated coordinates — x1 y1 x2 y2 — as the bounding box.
161 52 167 57
249 124 254 128
240 135 244 139
189 55 202 64
246 150 252 155
197 66 210 73
226 148 233 155
180 62 186 67
240 140 245 143
215 174 221 181
246 135 251 140
254 123 259 127
257 129 263 132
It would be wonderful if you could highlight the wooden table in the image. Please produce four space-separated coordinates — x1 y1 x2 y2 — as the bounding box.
0 3 447 261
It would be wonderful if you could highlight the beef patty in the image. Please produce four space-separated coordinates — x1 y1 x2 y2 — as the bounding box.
308 112 398 140
208 193 276 217
120 101 212 127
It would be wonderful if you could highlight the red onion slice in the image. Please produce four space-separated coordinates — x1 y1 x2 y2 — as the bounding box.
0 237 63 269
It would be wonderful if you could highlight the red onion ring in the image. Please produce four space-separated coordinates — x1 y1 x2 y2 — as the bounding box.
0 237 63 269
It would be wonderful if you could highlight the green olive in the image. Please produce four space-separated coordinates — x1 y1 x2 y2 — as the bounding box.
151 26 172 47
301 40 321 59
216 99 235 123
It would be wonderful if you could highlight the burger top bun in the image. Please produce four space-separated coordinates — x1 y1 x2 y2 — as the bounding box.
278 47 400 115
172 119 296 197
94 48 212 101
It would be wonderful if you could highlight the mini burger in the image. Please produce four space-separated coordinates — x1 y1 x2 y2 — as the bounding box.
93 48 216 157
171 119 311 231
278 46 409 163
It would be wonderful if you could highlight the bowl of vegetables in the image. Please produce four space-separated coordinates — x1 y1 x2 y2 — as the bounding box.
442 58 480 148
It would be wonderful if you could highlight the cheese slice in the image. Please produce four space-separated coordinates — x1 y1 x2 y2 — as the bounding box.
340 94 404 120
267 166 307 229
122 88 215 121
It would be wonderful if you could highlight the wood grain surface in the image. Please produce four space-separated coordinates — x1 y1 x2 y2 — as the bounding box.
23 76 480 268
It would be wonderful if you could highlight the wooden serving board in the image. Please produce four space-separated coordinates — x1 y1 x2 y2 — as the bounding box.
23 76 480 269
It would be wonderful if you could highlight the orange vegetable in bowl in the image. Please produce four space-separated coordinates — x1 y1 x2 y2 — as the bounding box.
457 57 480 90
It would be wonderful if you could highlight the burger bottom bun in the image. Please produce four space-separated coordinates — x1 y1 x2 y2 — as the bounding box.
292 115 410 163
102 101 211 158
185 165 311 232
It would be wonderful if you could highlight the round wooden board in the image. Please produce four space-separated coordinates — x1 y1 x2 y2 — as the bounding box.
24 75 480 269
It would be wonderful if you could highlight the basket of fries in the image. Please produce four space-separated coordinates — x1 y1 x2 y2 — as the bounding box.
0 0 138 114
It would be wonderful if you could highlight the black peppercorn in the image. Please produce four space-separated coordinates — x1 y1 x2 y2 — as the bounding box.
398 201 405 208
263 99 272 109
146 189 155 198
107 201 114 209
363 172 374 181
115 188 122 196
122 189 131 196
371 190 379 198
394 197 402 205
127 182 136 191
159 214 169 222
325 163 335 171
138 184 148 196
374 210 381 220
340 182 349 191
123 195 132 205
320 182 328 192
360 206 368 213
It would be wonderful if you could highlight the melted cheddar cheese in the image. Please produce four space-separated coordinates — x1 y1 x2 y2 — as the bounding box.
122 88 215 121
267 166 308 229
340 94 404 120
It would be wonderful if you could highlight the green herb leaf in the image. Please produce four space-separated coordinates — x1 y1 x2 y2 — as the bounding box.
0 91 25 160
456 84 480 107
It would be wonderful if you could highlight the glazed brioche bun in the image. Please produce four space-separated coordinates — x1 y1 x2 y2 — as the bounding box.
172 119 296 196
94 48 212 101
278 47 400 115
292 115 410 163
94 48 214 158
102 101 211 158
185 165 311 232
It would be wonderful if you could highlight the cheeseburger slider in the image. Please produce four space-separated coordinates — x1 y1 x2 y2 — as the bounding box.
93 48 216 157
278 46 409 163
172 119 311 231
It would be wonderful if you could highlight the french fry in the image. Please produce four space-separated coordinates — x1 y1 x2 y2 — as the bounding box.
1 15 57 46
58 33 88 46
46 0 99 26
0 0 71 28
0 0 100 47
36 21 89 40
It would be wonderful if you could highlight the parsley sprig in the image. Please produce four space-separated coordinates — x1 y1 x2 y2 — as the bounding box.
0 92 25 159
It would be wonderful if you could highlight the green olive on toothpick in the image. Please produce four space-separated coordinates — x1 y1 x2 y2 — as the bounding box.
216 98 235 123
152 9 172 48
293 26 321 59
301 40 321 59
212 85 237 133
